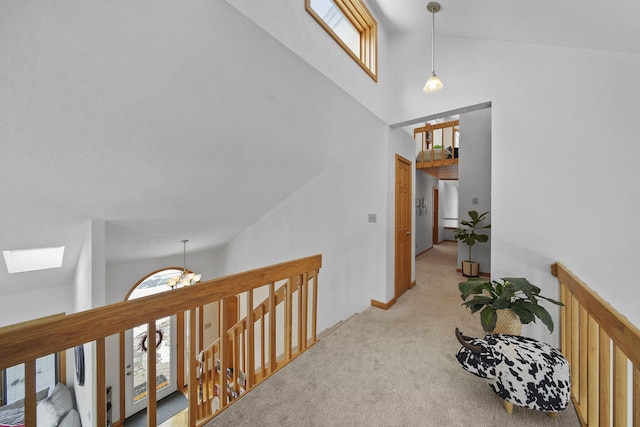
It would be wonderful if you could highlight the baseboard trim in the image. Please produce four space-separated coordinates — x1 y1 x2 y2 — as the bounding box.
456 268 491 278
416 247 432 257
371 297 397 310
409 280 417 289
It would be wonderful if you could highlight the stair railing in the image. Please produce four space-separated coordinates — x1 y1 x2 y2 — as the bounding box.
552 262 640 426
0 254 321 427
195 272 318 424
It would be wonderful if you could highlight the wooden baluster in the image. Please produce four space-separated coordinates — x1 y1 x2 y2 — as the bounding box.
198 305 204 356
247 290 255 388
119 333 125 426
587 315 599 425
559 281 566 354
260 305 266 379
299 273 306 352
634 363 639 427
612 346 627 427
571 295 580 401
24 359 36 426
219 300 227 408
285 277 292 361
177 312 185 390
189 308 197 426
269 282 276 373
579 305 588 419
599 329 611 427
312 271 318 343
201 349 209 418
147 322 157 427
564 287 572 360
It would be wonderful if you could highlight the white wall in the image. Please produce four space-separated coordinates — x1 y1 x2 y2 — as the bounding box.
390 33 640 344
224 0 393 123
457 108 491 274
0 286 72 328
216 120 391 331
72 220 106 427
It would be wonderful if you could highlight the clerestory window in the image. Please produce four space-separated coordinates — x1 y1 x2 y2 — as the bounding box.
306 0 377 81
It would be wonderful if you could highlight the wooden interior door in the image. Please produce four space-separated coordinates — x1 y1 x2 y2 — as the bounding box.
395 155 412 298
432 187 439 245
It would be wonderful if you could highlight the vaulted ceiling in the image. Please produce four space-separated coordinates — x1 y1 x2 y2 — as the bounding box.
369 0 640 54
1 0 638 297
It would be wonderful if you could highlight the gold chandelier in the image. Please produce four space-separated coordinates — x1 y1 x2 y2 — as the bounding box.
167 239 202 289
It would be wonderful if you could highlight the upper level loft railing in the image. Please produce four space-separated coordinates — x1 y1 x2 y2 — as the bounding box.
414 119 459 169
551 262 640 426
196 273 316 424
0 254 322 426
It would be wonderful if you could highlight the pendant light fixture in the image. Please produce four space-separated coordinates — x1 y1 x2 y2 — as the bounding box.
423 2 444 93
167 239 202 289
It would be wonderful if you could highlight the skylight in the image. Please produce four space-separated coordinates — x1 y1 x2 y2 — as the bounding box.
306 0 378 81
2 246 65 274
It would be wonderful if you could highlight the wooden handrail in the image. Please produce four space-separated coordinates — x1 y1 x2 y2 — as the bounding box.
552 262 640 426
0 255 321 369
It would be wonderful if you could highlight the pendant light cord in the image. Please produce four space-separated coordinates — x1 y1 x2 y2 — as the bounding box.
182 239 188 272
431 9 436 74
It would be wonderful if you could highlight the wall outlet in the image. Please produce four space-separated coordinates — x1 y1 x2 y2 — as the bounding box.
368 214 377 223
472 198 478 205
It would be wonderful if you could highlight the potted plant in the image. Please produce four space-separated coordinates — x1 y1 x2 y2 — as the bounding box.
454 210 491 277
458 277 564 333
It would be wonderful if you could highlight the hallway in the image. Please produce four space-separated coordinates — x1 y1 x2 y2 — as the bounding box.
202 241 580 425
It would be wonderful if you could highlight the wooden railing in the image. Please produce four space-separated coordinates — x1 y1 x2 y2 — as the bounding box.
0 254 321 427
552 263 640 427
195 272 318 424
414 119 459 169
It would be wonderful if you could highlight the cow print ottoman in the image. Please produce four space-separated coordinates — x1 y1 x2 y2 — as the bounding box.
455 328 571 415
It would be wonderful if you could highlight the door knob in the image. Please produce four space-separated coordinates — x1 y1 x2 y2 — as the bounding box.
406 231 411 235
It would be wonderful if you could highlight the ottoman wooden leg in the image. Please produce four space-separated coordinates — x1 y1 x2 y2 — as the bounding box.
548 412 558 419
503 400 513 414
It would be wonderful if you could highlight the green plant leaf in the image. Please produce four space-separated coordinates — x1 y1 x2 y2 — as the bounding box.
523 303 555 332
480 306 497 332
463 296 494 313
510 301 536 324
491 298 511 310
537 294 564 306
458 280 491 300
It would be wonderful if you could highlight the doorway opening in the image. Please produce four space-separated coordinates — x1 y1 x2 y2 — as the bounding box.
121 269 186 420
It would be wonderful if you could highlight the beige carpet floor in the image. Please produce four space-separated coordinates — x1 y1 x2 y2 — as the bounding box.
206 242 580 426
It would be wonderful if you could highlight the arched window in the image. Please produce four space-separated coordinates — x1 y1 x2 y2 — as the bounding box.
128 269 183 300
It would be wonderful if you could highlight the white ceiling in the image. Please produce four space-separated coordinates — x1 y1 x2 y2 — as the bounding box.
368 0 640 54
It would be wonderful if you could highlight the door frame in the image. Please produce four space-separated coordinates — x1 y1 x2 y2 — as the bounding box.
394 155 412 299
118 268 188 423
432 186 439 245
